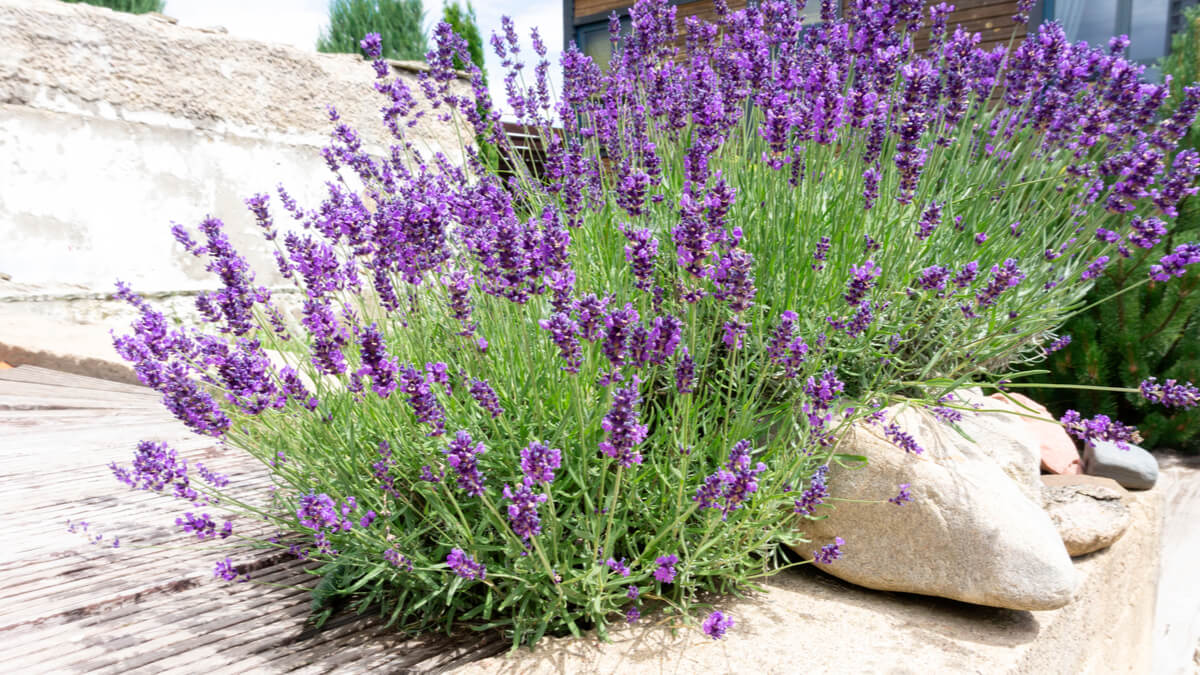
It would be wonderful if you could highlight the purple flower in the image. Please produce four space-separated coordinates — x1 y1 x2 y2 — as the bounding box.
446 548 486 580
605 557 631 577
1081 256 1110 280
701 610 734 640
812 236 831 271
539 312 583 373
384 548 414 571
888 483 912 506
520 440 562 485
793 465 829 516
812 537 844 565
469 378 504 418
360 32 383 58
766 311 808 378
444 430 486 497
625 606 641 624
503 483 548 541
398 365 446 436
1139 377 1199 409
1059 410 1140 450
1128 217 1167 249
722 319 748 349
694 439 767 519
653 554 678 583
623 226 660 290
355 323 399 398
710 248 757 313
1150 243 1200 281
975 259 1025 309
602 304 640 367
214 557 248 582
175 512 229 540
675 347 696 394
599 377 648 468
359 511 377 528
1047 335 1072 353
916 201 942 240
974 232 988 245
844 261 881 306
915 265 950 293
884 422 925 454
952 261 979 288
626 585 640 599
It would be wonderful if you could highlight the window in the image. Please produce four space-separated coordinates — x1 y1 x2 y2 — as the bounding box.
1045 0 1171 65
575 15 632 71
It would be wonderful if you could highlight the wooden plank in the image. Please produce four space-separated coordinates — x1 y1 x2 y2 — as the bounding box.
0 365 156 397
0 367 499 671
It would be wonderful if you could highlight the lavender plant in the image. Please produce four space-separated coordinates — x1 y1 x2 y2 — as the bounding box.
109 0 1200 646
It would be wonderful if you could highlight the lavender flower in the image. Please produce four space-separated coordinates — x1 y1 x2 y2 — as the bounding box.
605 557 631 577
812 236 831 271
844 261 881 306
653 554 678 583
469 378 504 418
384 548 414 571
214 558 248 582
520 440 562 485
793 465 829 516
626 607 641 624
884 422 925 454
444 430 486 497
446 548 486 580
702 610 733 640
675 347 696 394
1149 243 1200 281
1139 378 1200 409
502 483 548 541
1059 410 1140 450
539 312 583 373
398 365 446 436
888 483 912 506
599 377 648 468
1128 217 1167 249
812 537 844 564
1081 256 1110 281
1047 335 1072 353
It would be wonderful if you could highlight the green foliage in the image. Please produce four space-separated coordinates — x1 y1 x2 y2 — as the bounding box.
1033 7 1200 452
317 0 428 62
441 1 485 75
60 0 165 14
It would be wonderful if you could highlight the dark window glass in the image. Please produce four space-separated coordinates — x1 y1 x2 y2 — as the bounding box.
576 16 633 70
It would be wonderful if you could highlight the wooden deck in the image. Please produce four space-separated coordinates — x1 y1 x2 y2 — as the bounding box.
0 366 505 673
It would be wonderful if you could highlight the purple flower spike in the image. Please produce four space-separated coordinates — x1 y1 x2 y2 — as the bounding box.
444 430 486 497
360 32 383 59
844 261 881 306
888 483 912 506
446 548 486 580
813 537 844 565
520 440 562 485
1139 377 1200 409
702 610 734 640
502 483 547 541
469 378 504 418
653 554 678 583
599 377 648 468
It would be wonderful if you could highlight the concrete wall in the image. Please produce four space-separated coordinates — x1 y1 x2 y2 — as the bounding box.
0 0 469 295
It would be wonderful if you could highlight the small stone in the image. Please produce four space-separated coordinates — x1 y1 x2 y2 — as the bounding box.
989 393 1082 475
1084 440 1159 490
1040 476 1132 556
1040 474 1128 498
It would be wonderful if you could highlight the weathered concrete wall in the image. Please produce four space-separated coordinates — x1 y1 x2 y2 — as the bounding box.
0 0 468 293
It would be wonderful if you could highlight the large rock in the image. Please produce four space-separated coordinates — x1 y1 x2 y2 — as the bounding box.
1040 475 1132 556
1084 440 1159 490
990 392 1083 475
792 406 1079 611
953 392 1043 499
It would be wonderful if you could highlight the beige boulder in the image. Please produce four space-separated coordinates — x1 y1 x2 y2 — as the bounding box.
793 405 1079 611
990 392 1083 475
952 391 1043 499
1040 475 1132 556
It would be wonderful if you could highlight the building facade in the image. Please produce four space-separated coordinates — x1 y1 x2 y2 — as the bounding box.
563 0 1198 71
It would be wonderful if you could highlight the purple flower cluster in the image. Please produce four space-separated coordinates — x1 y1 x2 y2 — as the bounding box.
384 548 414 571
502 483 548 541
520 440 562 485
444 430 486 497
1139 377 1199 409
702 610 734 640
469 378 504 418
812 537 844 565
111 440 203 504
766 311 808 378
888 483 912 506
1059 410 1140 450
653 554 679 583
214 557 249 582
446 548 486 580
398 364 447 436
793 465 829 516
693 439 768 519
599 377 648 468
1150 243 1200 281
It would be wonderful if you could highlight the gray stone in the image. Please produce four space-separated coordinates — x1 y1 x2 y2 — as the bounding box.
791 405 1079 611
1084 440 1159 490
1041 479 1132 556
